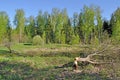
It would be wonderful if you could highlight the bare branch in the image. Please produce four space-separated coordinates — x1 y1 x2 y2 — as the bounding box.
75 44 109 64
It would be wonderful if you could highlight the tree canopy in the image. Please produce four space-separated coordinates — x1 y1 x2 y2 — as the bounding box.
0 6 119 44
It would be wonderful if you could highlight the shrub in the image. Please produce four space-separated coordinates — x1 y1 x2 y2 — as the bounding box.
32 35 44 45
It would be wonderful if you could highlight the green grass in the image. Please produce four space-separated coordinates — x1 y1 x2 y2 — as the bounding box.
0 57 109 80
0 43 119 80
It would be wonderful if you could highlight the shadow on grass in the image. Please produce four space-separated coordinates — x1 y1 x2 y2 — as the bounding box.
54 62 112 80
0 60 112 80
0 61 35 80
0 49 26 58
23 43 32 46
40 52 80 58
0 49 80 58
64 72 112 80
0 50 10 54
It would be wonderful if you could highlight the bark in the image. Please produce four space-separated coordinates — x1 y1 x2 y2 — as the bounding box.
76 45 108 64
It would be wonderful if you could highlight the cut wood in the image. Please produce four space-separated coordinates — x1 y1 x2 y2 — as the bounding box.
75 45 109 64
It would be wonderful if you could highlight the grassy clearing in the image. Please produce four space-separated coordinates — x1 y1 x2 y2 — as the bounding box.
0 55 73 80
0 43 120 80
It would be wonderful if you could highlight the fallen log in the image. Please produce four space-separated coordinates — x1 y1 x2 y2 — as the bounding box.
75 44 109 64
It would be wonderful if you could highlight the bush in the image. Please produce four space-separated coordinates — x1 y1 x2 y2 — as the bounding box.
32 35 44 45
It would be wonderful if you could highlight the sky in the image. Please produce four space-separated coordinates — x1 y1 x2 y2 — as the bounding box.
0 0 120 25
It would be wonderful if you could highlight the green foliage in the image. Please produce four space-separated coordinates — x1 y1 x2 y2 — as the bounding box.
0 12 9 44
111 8 120 42
0 6 120 45
25 16 36 38
77 6 95 44
36 11 45 37
45 15 53 43
95 7 103 43
60 33 66 44
75 5 103 44
22 35 32 43
90 36 99 46
14 9 25 43
51 8 64 43
32 35 44 45
70 34 79 44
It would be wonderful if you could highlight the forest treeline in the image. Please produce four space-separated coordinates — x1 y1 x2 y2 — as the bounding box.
0 5 120 45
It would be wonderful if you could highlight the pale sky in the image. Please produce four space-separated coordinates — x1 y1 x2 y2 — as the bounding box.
0 0 120 25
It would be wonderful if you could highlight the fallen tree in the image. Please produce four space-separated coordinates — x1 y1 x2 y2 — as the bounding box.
75 50 105 64
72 44 111 72
75 44 110 64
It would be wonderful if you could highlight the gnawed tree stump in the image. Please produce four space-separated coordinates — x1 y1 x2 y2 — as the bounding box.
73 45 109 71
